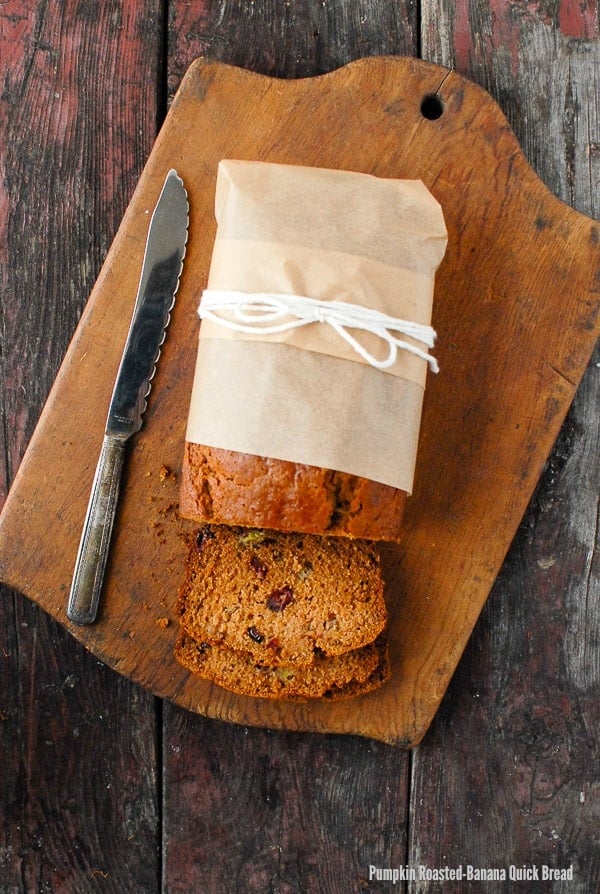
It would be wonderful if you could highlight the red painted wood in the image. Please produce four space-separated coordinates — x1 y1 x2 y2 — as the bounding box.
0 1 163 890
558 0 600 38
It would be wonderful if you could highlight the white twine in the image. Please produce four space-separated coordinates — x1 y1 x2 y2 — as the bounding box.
198 289 439 373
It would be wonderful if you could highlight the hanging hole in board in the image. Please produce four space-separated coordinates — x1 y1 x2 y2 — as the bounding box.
420 93 444 120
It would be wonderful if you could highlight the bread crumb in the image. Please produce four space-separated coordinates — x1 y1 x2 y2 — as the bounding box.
159 464 177 482
156 617 170 628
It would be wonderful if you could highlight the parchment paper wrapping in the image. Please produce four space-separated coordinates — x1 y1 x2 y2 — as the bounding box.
186 160 447 492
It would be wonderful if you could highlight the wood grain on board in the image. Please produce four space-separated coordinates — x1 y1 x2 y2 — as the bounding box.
1 56 598 746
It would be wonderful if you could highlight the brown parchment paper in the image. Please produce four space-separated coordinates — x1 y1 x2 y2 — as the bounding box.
186 160 447 492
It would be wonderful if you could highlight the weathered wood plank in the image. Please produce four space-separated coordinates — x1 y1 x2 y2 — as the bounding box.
163 3 418 891
1 600 161 892
411 3 600 891
163 712 409 893
169 0 417 86
0 2 163 889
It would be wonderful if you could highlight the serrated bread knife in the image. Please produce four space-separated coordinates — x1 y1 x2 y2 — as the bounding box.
67 169 189 625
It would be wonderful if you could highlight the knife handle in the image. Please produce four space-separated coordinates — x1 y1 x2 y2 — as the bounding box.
67 434 127 625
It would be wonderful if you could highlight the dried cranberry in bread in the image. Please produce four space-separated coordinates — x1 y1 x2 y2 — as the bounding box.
176 525 387 667
179 444 406 541
174 631 390 701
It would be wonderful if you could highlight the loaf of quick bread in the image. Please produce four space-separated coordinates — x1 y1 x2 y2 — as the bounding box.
181 162 447 542
175 161 447 700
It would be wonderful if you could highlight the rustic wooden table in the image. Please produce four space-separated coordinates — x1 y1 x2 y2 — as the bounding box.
1 3 598 892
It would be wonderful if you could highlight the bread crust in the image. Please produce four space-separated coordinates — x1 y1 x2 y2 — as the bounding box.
180 443 406 540
175 631 391 701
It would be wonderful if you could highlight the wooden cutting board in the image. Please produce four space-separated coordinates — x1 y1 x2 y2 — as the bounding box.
1 56 598 745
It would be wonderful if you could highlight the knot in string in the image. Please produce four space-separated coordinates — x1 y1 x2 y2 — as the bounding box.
198 289 438 373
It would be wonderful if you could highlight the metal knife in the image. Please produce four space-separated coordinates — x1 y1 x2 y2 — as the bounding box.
67 169 189 625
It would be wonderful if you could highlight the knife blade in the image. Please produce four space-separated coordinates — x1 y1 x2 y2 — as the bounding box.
67 169 189 625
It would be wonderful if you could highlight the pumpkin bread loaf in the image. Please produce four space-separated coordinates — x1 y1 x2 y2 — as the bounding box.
174 631 390 701
179 444 406 541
